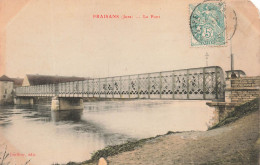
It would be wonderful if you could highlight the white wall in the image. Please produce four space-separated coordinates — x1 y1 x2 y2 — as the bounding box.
0 81 14 104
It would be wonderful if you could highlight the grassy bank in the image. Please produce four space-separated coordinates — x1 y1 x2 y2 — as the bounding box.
209 98 259 130
65 131 180 165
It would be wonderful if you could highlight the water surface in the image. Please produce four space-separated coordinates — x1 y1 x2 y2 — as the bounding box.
0 100 214 165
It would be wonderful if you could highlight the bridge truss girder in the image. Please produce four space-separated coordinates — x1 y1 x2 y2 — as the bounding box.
16 66 225 100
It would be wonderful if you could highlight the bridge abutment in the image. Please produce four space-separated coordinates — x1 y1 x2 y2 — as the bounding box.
51 97 84 111
14 97 34 105
207 76 260 125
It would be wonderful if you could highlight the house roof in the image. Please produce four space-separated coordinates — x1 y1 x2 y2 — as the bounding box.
25 74 90 86
11 78 23 86
0 75 14 82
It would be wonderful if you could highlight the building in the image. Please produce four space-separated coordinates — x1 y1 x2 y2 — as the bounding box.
0 74 90 105
12 78 23 88
0 75 14 104
22 74 89 86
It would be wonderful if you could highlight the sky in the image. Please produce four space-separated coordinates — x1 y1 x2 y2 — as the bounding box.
1 0 259 78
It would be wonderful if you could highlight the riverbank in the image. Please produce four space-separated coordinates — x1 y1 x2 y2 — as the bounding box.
67 98 259 165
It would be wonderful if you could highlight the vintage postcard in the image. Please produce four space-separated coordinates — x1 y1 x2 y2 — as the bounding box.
0 0 259 164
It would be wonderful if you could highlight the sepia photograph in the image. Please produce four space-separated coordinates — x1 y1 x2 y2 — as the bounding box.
0 0 259 164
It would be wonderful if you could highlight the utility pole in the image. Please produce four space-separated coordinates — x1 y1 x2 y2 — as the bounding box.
230 39 233 71
107 62 110 77
205 52 209 67
230 39 237 78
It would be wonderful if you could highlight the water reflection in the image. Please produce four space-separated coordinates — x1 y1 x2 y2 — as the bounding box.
51 110 83 122
0 105 16 127
0 100 214 165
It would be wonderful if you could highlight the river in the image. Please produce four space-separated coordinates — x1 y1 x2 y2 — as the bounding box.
0 100 214 165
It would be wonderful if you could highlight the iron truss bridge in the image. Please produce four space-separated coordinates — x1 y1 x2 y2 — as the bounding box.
16 66 225 100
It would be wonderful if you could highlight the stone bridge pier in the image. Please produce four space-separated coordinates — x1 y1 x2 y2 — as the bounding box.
14 96 84 111
51 97 84 111
14 97 34 105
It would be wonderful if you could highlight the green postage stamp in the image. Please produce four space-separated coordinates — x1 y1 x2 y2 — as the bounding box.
190 2 226 46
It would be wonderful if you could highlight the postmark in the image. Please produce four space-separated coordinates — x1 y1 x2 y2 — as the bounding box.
225 7 237 40
189 2 226 46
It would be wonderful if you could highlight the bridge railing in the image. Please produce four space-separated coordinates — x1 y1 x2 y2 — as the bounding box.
225 70 246 79
15 66 225 100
